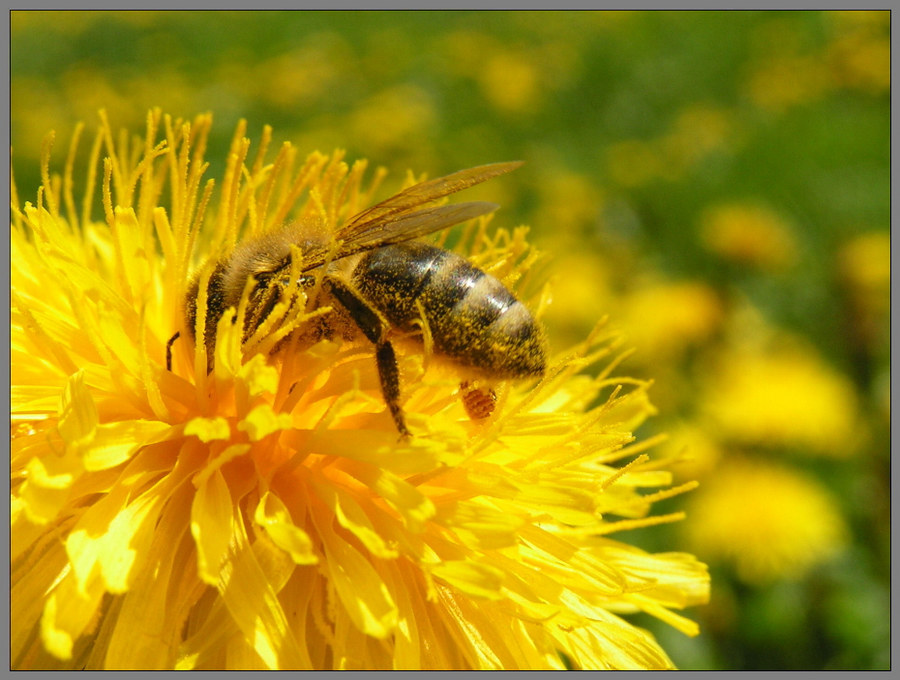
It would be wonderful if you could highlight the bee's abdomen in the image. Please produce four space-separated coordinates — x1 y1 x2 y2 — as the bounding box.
354 242 545 378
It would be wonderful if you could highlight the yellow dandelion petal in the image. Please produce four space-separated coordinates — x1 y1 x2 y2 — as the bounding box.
41 573 105 661
11 111 708 670
313 477 399 559
214 522 309 670
103 487 194 669
66 494 157 595
83 419 171 470
313 507 399 640
255 492 318 565
237 403 293 441
237 353 281 398
349 465 436 532
12 537 69 663
17 453 80 526
185 416 231 442
430 560 506 600
57 371 98 444
191 468 234 586
442 500 523 550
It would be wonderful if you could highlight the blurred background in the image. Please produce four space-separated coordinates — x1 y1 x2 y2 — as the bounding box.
10 10 890 670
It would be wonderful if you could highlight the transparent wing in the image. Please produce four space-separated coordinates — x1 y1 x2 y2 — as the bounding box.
337 160 523 241
299 201 500 272
298 160 523 272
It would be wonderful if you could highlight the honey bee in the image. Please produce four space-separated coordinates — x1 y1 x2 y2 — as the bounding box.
170 161 546 436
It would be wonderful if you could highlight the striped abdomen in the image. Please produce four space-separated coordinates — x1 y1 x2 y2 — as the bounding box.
352 242 545 378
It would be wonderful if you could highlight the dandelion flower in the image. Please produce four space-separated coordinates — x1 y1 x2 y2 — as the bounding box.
744 40 831 113
663 422 724 480
619 280 723 361
826 10 891 94
540 251 614 348
11 109 709 670
838 230 891 297
701 343 861 457
699 202 797 271
682 458 847 584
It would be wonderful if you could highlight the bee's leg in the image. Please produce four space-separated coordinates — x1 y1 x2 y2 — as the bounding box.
322 276 410 437
166 331 181 372
242 274 285 344
374 341 408 437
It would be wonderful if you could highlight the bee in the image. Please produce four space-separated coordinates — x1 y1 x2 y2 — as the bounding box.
170 161 546 436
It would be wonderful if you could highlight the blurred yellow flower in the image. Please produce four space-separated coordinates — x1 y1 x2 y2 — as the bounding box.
744 12 889 111
479 49 540 114
837 230 890 374
828 30 891 94
620 280 723 361
699 202 797 270
663 422 724 481
682 458 847 584
828 8 890 29
349 85 437 156
540 251 614 349
606 104 735 187
839 230 890 299
436 29 574 117
745 53 831 112
257 40 350 109
826 10 890 94
11 110 708 670
742 17 831 113
533 168 603 236
701 344 860 457
11 8 108 35
659 104 735 178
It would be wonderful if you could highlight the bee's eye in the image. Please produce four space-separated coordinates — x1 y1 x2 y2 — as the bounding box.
299 274 317 288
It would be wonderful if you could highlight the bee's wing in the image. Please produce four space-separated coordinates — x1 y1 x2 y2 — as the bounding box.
299 201 499 272
337 160 523 241
299 160 523 272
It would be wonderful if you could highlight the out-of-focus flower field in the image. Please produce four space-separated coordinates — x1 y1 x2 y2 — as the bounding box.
11 10 889 670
